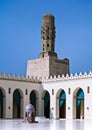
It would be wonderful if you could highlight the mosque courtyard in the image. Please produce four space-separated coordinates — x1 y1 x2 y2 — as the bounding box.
0 118 92 130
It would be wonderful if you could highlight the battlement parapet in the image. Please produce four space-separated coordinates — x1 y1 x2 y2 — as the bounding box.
0 71 92 83
42 71 92 82
0 72 41 83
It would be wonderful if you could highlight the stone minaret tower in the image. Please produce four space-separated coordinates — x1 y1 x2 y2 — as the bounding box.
26 13 70 78
40 13 57 58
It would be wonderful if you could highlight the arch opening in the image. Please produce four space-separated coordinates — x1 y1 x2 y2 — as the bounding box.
73 88 84 119
42 91 50 118
0 88 6 118
13 89 23 118
56 89 66 119
0 89 3 118
59 90 66 118
30 90 39 116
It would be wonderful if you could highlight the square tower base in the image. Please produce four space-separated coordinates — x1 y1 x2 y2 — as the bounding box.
26 56 69 78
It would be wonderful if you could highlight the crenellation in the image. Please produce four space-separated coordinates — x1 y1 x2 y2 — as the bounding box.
79 72 82 77
42 71 92 82
74 73 78 77
89 71 92 76
1 71 92 83
57 75 60 78
8 73 13 79
3 73 8 79
38 77 42 82
50 76 53 79
42 77 46 81
84 72 87 77
4 73 7 76
45 76 49 81
54 75 56 79
21 75 25 80
0 72 41 83
66 73 69 78
17 74 21 79
70 73 73 78
62 74 65 78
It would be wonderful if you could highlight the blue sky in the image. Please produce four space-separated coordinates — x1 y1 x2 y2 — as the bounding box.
0 0 92 76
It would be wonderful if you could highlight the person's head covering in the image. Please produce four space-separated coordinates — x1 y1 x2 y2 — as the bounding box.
25 104 35 113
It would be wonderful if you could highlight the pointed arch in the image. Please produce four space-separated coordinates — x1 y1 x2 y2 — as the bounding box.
13 89 23 118
73 88 84 119
56 89 66 119
42 90 50 118
30 90 39 116
0 87 6 118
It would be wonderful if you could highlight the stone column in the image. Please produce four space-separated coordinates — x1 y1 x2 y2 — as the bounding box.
5 92 12 118
50 93 56 119
23 93 29 117
37 94 43 117
66 94 73 119
80 101 84 119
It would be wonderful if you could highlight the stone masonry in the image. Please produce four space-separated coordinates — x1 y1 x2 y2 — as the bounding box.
26 13 70 78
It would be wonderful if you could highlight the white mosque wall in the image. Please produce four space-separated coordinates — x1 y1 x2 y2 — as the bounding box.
0 72 92 119
0 73 41 118
42 72 92 119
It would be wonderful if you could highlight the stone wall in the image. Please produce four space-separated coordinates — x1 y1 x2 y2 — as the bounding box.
26 56 69 78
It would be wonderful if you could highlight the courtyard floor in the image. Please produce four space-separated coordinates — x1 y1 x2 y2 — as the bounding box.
0 118 92 130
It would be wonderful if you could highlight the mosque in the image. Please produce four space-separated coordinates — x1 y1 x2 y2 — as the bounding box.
0 13 92 120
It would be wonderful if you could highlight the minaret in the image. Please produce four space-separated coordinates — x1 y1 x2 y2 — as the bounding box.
26 13 70 78
39 13 57 58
